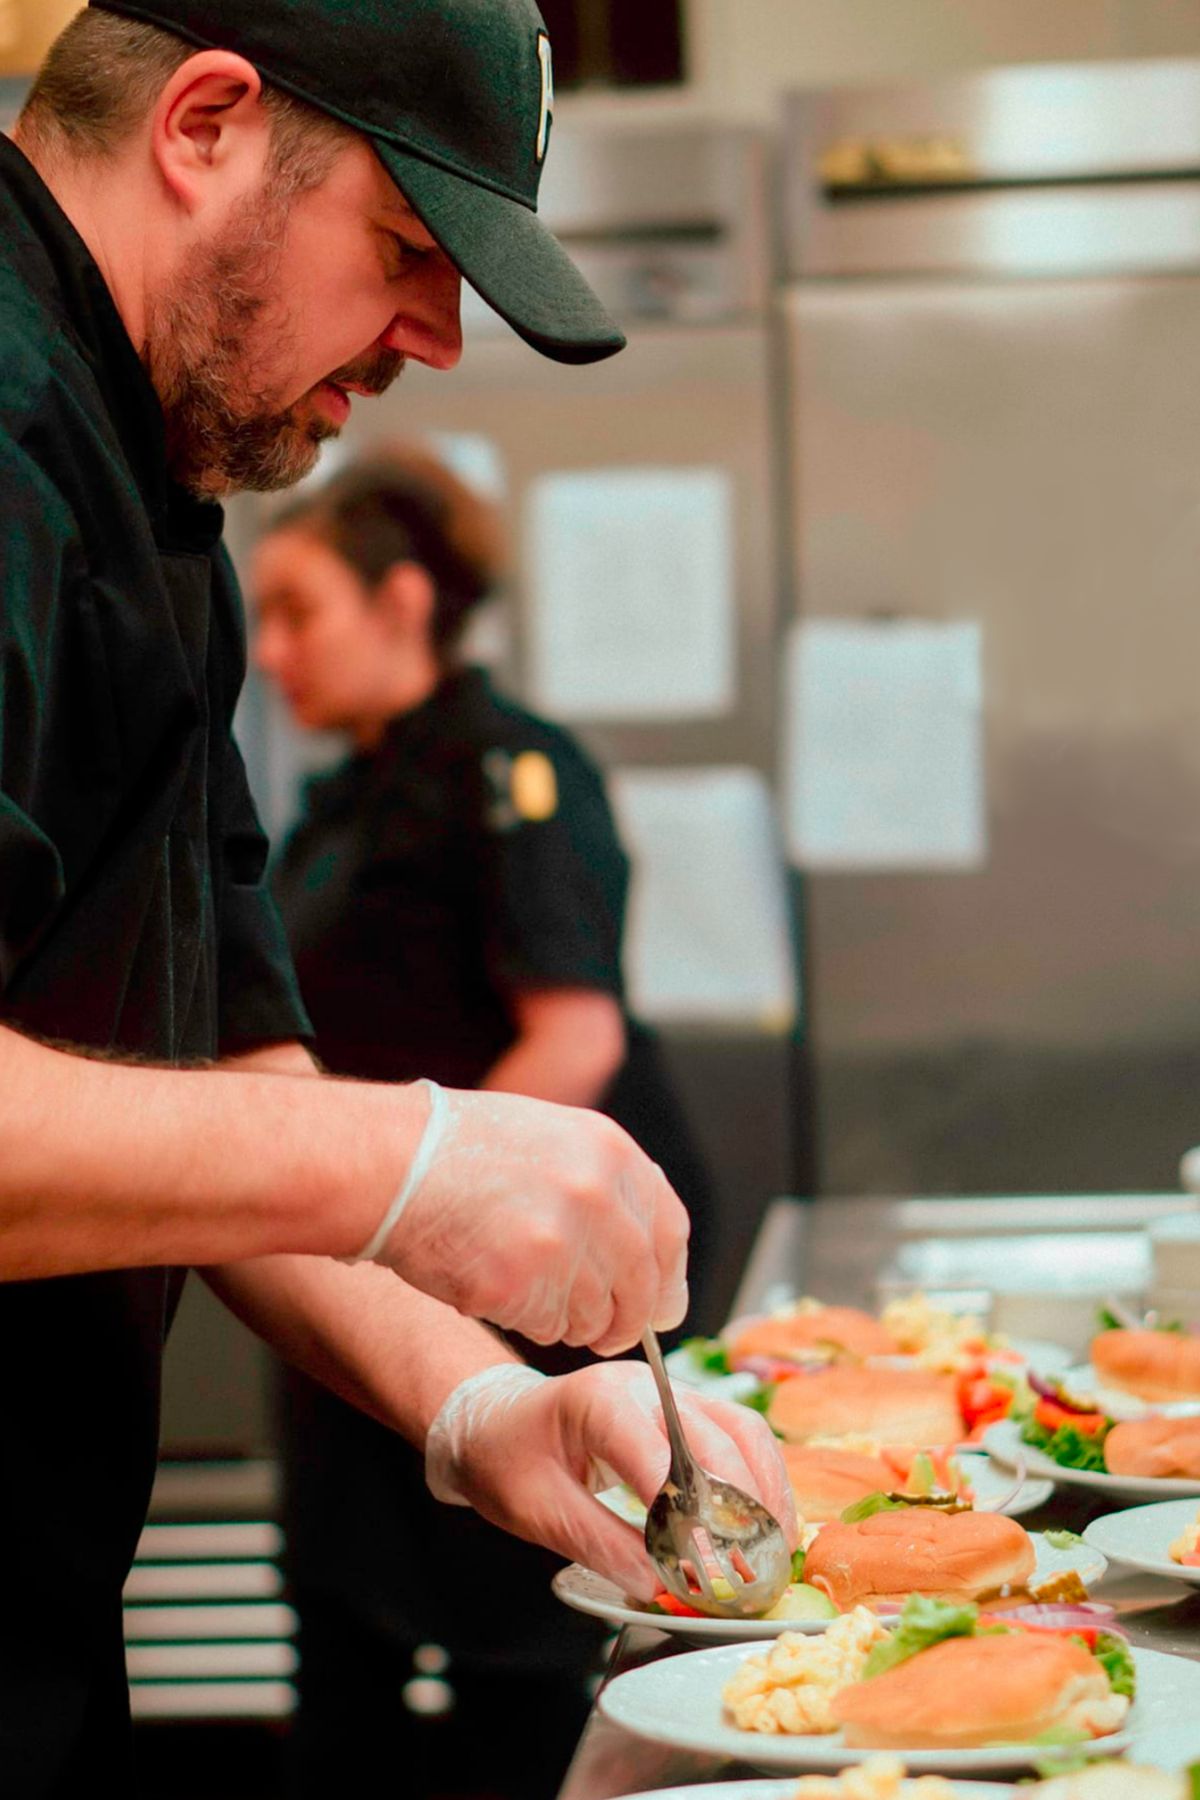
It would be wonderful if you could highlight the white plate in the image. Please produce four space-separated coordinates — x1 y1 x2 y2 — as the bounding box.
554 1534 1106 1647
668 1338 1072 1393
596 1451 1054 1539
985 1419 1200 1502
600 1642 1198 1773
1083 1498 1200 1584
614 1782 1016 1800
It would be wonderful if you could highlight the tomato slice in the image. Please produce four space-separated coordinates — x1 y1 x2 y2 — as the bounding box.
653 1592 706 1618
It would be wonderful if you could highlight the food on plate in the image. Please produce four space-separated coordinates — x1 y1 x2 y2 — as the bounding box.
1105 1414 1200 1479
769 1366 963 1449
832 1599 1133 1750
803 1508 1035 1609
881 1292 998 1366
781 1443 973 1521
1169 1501 1200 1566
723 1593 1134 1744
1092 1327 1200 1402
790 1760 959 1798
647 1574 837 1624
835 1629 1127 1749
722 1606 890 1733
729 1301 898 1368
1020 1384 1114 1472
1026 1764 1196 1798
782 1446 900 1521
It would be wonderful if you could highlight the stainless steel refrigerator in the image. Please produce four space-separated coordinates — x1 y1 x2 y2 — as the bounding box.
780 60 1200 1198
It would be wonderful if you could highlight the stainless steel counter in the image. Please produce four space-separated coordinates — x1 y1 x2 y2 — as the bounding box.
557 1190 1200 1796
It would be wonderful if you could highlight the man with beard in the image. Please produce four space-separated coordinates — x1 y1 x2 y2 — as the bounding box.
0 2 795 1794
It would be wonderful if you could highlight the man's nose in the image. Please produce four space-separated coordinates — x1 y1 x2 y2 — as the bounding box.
381 259 464 371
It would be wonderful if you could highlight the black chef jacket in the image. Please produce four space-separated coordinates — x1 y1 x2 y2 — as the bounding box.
0 137 311 1792
274 667 713 1665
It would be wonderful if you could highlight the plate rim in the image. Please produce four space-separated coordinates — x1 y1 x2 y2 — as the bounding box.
984 1418 1200 1499
610 1781 1017 1800
1082 1496 1200 1584
596 1636 1179 1773
556 1531 1107 1645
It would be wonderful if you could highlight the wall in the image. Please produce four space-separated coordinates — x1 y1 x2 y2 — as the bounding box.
0 0 79 75
12 2 1200 111
561 0 1200 126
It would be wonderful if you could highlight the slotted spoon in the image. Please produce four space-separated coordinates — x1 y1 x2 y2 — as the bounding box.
640 1328 791 1620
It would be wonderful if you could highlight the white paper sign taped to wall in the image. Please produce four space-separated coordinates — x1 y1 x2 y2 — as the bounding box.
611 765 797 1028
784 618 986 870
526 467 736 720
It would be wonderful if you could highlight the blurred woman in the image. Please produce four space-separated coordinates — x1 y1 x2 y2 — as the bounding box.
250 445 714 1800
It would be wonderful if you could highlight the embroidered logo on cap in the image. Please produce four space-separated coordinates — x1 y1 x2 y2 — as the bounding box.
536 32 555 165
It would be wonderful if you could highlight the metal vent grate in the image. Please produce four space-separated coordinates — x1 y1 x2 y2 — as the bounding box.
126 1464 297 1722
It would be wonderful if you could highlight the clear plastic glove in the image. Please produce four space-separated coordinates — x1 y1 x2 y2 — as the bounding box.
425 1361 800 1601
371 1085 690 1356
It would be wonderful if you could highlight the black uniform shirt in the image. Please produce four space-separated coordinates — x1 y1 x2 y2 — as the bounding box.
0 137 311 1789
273 665 628 1087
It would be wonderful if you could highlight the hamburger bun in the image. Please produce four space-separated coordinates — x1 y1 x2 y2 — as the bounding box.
730 1306 896 1365
1104 1413 1200 1478
768 1365 962 1448
780 1446 897 1522
833 1630 1125 1750
1092 1329 1200 1403
804 1507 1035 1608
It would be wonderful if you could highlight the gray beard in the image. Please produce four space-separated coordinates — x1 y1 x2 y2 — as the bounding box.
144 198 337 501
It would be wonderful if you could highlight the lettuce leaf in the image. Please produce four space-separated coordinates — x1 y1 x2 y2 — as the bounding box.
861 1595 978 1679
1188 1762 1200 1800
1020 1415 1110 1472
840 1492 909 1523
791 1547 807 1582
683 1336 732 1375
1092 1631 1136 1699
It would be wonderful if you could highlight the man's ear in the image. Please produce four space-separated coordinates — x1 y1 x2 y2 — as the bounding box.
378 561 438 643
151 50 270 214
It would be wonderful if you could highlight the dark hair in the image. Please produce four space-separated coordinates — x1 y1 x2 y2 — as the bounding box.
19 9 347 192
275 446 508 655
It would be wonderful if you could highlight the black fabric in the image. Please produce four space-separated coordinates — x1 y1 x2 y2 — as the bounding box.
0 135 311 1792
272 667 628 1090
285 1588 594 1800
275 667 714 1665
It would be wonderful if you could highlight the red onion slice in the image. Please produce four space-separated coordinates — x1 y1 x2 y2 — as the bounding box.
993 1603 1127 1637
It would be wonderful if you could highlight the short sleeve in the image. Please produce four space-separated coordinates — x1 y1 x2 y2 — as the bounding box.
478 734 628 1000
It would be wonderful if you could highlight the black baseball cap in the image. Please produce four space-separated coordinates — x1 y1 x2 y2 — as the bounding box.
89 0 626 364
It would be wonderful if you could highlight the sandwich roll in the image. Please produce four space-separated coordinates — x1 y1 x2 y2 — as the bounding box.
1092 1329 1200 1403
804 1508 1035 1609
731 1305 896 1366
769 1365 963 1449
1104 1413 1200 1479
833 1631 1128 1750
781 1446 898 1523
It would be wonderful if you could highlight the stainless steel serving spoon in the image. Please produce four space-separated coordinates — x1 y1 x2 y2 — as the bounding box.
640 1328 792 1620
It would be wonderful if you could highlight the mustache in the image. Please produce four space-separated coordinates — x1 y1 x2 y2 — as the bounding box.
324 346 407 397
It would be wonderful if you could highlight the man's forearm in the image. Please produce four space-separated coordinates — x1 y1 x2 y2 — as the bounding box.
0 1023 424 1278
205 1256 519 1445
206 1042 520 1445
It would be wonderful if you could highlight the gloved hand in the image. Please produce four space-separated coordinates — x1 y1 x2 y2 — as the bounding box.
359 1082 690 1356
425 1360 799 1601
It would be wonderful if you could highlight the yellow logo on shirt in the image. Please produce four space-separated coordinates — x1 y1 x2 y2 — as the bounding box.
511 751 558 822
